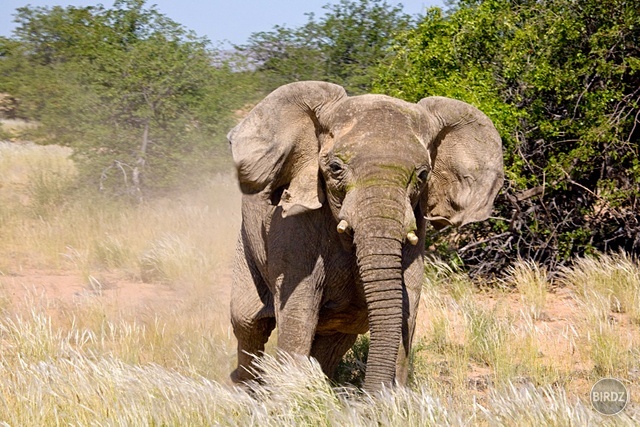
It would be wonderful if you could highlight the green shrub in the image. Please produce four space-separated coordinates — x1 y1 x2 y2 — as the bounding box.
375 0 640 275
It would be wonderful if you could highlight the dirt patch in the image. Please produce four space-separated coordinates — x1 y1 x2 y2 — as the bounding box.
1 269 182 312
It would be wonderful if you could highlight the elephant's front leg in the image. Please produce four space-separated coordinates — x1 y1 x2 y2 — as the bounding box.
274 275 323 356
230 236 276 384
268 209 329 357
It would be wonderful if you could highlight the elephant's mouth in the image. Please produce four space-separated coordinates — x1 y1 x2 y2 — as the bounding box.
336 218 419 246
425 215 453 230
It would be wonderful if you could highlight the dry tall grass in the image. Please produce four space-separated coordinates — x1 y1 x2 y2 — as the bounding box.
0 141 239 282
1 142 639 425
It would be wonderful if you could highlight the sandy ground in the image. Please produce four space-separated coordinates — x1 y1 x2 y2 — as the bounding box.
1 268 181 311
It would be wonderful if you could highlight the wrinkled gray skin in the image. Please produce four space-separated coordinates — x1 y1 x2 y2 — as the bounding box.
227 81 503 392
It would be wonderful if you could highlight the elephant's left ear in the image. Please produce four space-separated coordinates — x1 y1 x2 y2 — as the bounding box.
228 81 347 216
417 96 504 228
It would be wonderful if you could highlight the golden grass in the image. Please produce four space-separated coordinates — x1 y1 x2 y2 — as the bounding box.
508 258 549 320
561 252 640 324
558 252 640 379
412 251 639 420
0 141 240 285
1 301 637 426
1 142 639 424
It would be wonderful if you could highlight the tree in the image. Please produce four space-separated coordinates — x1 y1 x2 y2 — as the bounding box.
242 0 413 93
319 0 413 92
1 0 258 198
376 0 640 275
243 25 325 88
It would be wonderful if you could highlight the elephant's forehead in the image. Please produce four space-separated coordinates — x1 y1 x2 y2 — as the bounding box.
329 96 428 159
331 95 423 126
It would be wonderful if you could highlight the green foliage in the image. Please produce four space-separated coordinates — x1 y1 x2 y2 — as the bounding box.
0 1 258 197
375 0 640 273
242 25 325 90
335 334 369 387
242 0 413 93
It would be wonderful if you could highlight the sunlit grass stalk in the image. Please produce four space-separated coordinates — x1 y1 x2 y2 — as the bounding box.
507 258 549 320
561 252 640 323
559 252 639 378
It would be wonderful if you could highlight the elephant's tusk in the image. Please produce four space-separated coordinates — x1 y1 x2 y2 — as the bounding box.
406 231 419 245
337 219 350 234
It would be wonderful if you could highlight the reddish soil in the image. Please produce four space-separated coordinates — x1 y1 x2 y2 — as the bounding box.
1 269 181 310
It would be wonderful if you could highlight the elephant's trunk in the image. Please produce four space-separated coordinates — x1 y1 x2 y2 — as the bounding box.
351 187 406 392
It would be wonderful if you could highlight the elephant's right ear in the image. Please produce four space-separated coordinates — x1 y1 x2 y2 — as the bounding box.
228 81 347 216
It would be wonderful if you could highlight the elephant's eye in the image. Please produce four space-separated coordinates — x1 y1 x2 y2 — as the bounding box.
328 159 344 175
416 168 430 184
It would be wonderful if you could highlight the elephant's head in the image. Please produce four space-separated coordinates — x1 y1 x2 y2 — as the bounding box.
228 81 503 390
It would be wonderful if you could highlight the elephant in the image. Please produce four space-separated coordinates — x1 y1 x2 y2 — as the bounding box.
227 81 504 392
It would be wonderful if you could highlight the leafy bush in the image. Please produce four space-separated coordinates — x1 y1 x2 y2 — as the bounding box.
376 0 640 275
0 1 257 198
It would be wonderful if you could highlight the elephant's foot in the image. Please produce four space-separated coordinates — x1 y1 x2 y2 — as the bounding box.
230 366 266 398
230 366 253 384
231 346 266 385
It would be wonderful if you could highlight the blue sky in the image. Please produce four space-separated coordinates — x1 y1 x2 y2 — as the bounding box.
1 0 445 46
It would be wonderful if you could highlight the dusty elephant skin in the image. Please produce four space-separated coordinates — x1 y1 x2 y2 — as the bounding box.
227 81 504 392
